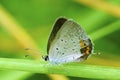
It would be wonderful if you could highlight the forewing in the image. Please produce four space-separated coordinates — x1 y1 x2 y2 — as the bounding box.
47 18 67 54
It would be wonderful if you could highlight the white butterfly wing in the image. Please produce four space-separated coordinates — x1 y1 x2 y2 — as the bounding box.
48 18 92 64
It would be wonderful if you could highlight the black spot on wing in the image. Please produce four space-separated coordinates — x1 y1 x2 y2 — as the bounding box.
73 41 75 43
65 40 67 43
56 48 59 50
72 49 75 51
61 39 63 41
74 45 76 47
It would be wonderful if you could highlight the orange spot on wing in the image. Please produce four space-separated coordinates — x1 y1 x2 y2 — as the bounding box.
80 39 86 48
85 46 91 54
80 39 92 55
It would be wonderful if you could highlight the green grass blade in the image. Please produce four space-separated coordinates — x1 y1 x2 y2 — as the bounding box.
90 20 120 41
0 58 119 79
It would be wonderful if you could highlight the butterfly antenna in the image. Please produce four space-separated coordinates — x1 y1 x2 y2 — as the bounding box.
24 48 44 59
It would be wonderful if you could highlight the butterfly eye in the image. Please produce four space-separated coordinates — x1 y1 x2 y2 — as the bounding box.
42 55 49 61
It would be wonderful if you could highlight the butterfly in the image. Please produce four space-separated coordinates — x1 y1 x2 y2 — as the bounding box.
43 17 93 64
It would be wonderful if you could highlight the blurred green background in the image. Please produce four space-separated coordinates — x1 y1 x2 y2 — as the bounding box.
0 0 120 80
